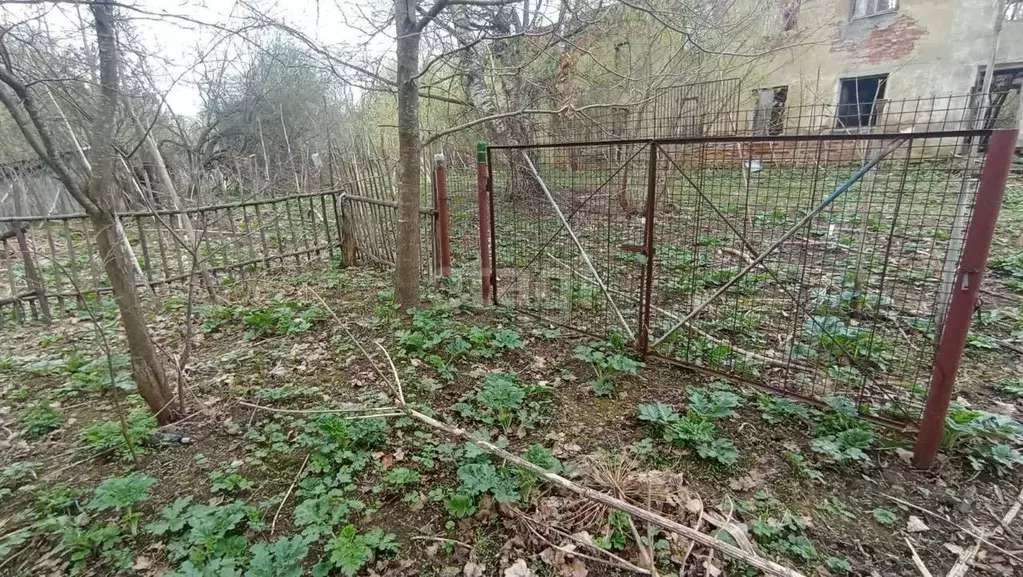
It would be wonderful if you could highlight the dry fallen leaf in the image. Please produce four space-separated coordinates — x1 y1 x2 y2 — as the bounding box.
685 497 704 515
463 561 485 577
504 559 534 577
906 515 929 533
558 558 587 577
728 469 766 492
943 543 966 556
702 558 722 577
133 556 152 571
894 448 914 465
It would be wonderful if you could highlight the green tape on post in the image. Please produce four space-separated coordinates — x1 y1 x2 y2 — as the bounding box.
476 141 487 163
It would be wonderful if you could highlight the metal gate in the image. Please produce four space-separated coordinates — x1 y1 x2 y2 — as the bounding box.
486 129 1017 455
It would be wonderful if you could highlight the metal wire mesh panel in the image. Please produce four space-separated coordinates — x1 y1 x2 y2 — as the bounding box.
647 135 987 422
490 144 652 340
489 130 998 426
0 191 345 325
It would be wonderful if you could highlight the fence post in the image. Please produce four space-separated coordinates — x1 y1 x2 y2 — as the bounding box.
13 223 50 324
477 141 492 303
11 182 50 324
637 143 657 353
434 153 452 278
913 129 1018 469
339 195 357 267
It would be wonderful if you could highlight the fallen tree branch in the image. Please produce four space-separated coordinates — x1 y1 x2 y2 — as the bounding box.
904 536 933 577
307 285 805 577
517 510 651 575
383 357 804 576
882 494 1023 564
238 401 399 415
411 536 473 550
945 488 1023 577
271 452 310 535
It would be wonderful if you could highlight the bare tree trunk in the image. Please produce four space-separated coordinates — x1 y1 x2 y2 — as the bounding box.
92 212 177 422
88 1 179 424
453 11 540 197
394 0 423 308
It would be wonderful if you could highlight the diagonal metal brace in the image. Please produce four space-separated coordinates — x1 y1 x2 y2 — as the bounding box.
521 152 635 341
651 137 908 348
659 146 915 418
498 145 648 301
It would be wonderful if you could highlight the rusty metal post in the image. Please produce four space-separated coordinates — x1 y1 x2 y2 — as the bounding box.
487 146 498 305
434 153 452 278
637 143 658 353
913 129 1018 469
477 141 492 303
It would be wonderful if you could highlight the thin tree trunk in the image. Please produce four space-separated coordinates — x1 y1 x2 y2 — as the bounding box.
92 212 178 424
394 0 423 308
88 0 179 424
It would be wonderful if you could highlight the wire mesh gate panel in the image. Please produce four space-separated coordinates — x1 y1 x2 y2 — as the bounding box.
489 131 1003 426
489 144 653 342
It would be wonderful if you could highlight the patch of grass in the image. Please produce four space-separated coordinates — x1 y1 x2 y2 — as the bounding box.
573 337 643 396
994 378 1023 398
635 385 742 467
942 402 1023 476
19 399 63 437
199 298 326 339
395 305 524 380
740 492 819 563
452 371 552 432
79 409 157 461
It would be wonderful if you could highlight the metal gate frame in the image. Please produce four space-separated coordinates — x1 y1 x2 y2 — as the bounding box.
484 128 1019 468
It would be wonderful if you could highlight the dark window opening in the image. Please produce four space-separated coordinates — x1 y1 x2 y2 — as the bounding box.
781 0 802 31
752 86 789 135
836 75 888 129
968 66 1023 149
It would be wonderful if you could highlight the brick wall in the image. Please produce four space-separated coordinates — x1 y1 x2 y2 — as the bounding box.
830 14 927 65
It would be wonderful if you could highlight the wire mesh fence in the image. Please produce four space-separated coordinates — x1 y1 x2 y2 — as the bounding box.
487 127 1012 427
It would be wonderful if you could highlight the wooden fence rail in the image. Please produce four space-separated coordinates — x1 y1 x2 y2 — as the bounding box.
0 155 458 327
0 190 347 326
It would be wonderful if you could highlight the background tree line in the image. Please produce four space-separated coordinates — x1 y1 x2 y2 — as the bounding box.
0 0 799 422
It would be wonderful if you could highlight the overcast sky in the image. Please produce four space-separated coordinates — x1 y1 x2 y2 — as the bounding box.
133 0 391 115
1 0 392 116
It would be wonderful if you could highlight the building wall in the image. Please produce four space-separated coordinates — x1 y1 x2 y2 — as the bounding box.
754 0 1023 140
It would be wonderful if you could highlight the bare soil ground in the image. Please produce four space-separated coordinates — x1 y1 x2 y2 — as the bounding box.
1 250 1022 576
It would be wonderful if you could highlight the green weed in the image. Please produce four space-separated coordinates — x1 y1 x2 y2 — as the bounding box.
573 339 643 396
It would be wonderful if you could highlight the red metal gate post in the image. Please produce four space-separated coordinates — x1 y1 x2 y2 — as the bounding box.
637 142 657 353
913 129 1018 469
477 141 492 303
434 153 452 278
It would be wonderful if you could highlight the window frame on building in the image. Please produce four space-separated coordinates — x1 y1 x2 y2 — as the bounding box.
850 0 899 20
1007 0 1023 22
751 86 789 135
835 74 889 129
